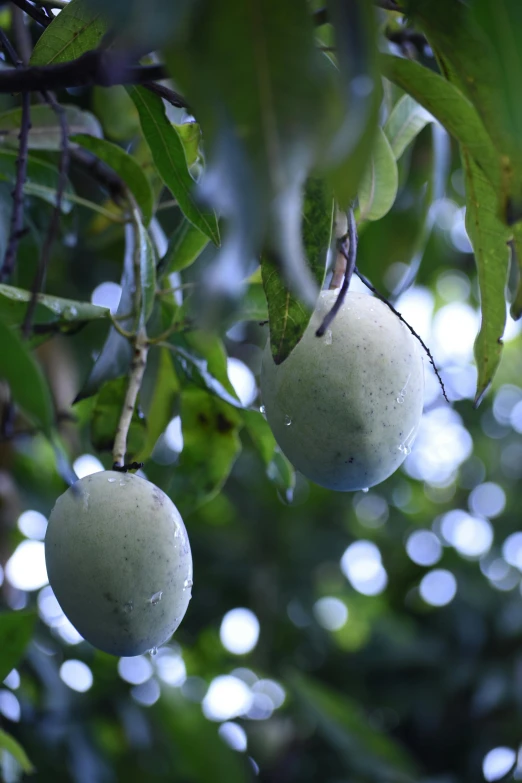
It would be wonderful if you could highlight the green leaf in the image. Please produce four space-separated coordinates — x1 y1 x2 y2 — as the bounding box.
0 105 102 151
0 150 74 212
462 149 510 405
0 283 109 328
174 122 202 168
381 54 500 190
72 134 154 225
0 611 36 683
169 331 241 409
408 0 522 221
168 389 242 515
235 283 268 323
91 377 146 456
156 693 249 783
242 408 276 466
0 731 34 775
92 86 140 141
135 215 157 323
158 218 209 277
127 86 220 244
288 672 418 783
262 177 334 364
384 95 434 160
0 319 54 435
510 224 522 320
164 0 333 307
136 347 180 463
324 0 381 207
266 447 296 501
358 127 399 223
30 0 106 65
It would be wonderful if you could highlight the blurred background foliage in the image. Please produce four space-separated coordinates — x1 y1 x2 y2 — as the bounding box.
0 1 522 782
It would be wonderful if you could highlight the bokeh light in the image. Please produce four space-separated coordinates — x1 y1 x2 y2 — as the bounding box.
118 656 153 685
202 676 253 721
227 357 257 407
468 482 506 519
440 510 493 558
218 722 248 752
220 609 260 655
17 510 47 540
419 569 457 607
340 541 388 596
482 747 516 782
406 530 442 566
73 454 104 479
5 541 48 591
59 660 93 693
91 281 122 313
313 597 348 631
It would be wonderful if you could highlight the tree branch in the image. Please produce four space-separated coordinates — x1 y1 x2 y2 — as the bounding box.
10 0 50 28
0 49 171 94
142 81 190 111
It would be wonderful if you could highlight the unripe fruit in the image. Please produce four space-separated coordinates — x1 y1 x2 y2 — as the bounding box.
260 290 424 491
45 471 192 656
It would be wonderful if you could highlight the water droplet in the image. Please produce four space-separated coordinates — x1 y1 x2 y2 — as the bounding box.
396 395 405 404
119 479 127 487
183 578 193 589
108 477 117 483
259 405 266 415
324 329 333 346
284 415 292 426
362 487 369 493
123 601 133 614
82 491 90 511
64 305 78 319
150 647 158 656
403 445 411 456
149 591 163 606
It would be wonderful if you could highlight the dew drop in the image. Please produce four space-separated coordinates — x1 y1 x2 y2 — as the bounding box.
107 477 117 483
82 491 90 511
324 329 333 346
284 415 292 426
396 395 405 404
119 479 127 487
150 647 158 656
150 591 163 606
362 487 369 493
259 405 266 415
183 578 193 589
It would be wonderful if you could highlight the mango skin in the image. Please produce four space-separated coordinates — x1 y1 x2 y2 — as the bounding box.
260 290 424 491
45 471 192 656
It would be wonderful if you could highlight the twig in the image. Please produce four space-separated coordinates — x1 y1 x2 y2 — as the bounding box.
10 0 50 28
0 91 30 282
22 92 69 337
0 50 171 94
0 27 21 65
316 207 357 337
142 81 190 111
112 334 148 468
30 0 69 8
354 267 449 402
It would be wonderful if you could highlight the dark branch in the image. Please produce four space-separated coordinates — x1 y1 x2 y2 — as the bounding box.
0 26 21 65
316 207 357 337
0 49 171 94
10 0 50 27
354 267 449 403
1 92 30 282
23 92 69 337
142 81 190 111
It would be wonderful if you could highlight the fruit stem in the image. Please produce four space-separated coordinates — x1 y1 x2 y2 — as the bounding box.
316 206 357 337
113 331 149 469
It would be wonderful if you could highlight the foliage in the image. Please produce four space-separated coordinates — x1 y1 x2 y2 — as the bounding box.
0 2 521 783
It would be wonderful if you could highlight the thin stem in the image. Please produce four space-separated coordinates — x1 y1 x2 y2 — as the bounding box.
316 207 357 337
23 93 69 337
112 333 148 469
354 267 449 403
1 91 30 282
10 0 50 28
155 199 178 212
30 0 69 8
142 81 190 111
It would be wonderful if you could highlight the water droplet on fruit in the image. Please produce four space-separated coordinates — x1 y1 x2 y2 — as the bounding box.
107 477 117 483
259 405 266 415
362 487 369 493
150 591 163 606
183 578 193 589
284 415 292 426
149 647 158 656
82 491 90 510
123 601 133 613
119 479 127 487
396 394 405 404
324 329 333 346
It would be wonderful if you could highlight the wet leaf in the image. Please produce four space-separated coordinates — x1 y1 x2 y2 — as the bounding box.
169 331 240 408
0 283 109 328
0 730 34 775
